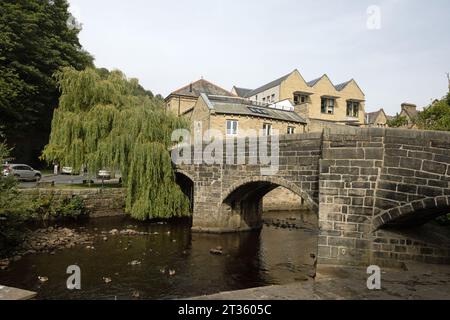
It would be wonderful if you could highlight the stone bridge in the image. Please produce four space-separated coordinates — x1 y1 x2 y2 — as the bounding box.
172 127 450 266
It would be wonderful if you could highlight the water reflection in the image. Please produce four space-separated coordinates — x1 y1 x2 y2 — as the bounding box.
0 210 318 299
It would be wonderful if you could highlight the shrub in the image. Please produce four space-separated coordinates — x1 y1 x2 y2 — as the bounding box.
26 194 87 220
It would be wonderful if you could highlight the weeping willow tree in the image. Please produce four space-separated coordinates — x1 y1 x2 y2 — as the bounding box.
42 67 190 220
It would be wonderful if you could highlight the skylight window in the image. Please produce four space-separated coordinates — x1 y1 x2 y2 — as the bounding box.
248 106 269 115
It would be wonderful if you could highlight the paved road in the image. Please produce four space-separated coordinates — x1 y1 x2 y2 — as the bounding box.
19 174 118 188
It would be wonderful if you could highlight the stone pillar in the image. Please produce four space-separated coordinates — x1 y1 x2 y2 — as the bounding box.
317 127 385 266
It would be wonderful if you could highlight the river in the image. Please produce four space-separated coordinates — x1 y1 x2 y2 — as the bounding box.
0 210 318 299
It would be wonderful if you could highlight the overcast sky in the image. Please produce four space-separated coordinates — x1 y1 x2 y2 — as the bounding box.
68 0 450 114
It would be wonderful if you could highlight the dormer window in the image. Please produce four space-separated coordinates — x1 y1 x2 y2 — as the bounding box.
293 93 308 105
321 97 335 114
346 101 360 118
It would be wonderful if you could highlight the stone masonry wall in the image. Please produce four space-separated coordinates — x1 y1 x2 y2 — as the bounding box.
176 127 450 266
20 188 126 218
175 132 322 232
263 186 305 212
318 127 384 265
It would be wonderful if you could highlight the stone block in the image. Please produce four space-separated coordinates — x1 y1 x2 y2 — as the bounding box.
365 148 383 160
387 168 415 177
422 160 447 175
417 186 443 197
400 157 423 170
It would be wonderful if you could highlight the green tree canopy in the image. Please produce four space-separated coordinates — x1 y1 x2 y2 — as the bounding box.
0 0 93 165
415 93 450 131
386 115 409 128
42 67 190 220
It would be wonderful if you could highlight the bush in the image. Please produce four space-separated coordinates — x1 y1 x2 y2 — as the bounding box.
25 194 87 220
0 187 87 256
54 196 86 219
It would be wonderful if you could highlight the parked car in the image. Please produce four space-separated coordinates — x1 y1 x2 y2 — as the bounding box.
61 166 75 175
97 169 111 180
2 164 41 181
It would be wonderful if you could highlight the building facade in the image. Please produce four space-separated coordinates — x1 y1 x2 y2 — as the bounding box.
399 103 418 128
365 108 389 127
186 94 306 138
234 69 366 131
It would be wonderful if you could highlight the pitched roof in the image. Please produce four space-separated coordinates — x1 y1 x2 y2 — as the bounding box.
200 94 306 124
244 71 293 98
306 76 323 87
401 103 418 119
232 86 253 98
365 109 386 124
334 80 352 91
166 79 234 100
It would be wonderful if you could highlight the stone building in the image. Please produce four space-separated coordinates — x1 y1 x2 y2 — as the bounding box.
231 86 252 98
185 93 307 138
399 103 418 128
233 69 366 131
365 108 390 127
165 79 233 116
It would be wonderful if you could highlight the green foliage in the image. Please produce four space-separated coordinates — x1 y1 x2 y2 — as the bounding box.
387 115 409 128
415 97 450 131
0 140 27 254
1 135 87 254
26 195 86 220
0 193 86 256
0 136 25 218
42 67 190 220
0 0 93 165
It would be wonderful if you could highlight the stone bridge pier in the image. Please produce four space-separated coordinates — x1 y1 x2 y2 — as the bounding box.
173 127 450 267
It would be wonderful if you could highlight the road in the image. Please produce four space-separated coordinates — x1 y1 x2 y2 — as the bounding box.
19 174 118 188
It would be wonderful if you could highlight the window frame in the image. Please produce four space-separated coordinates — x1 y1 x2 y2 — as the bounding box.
293 93 308 105
321 97 335 114
287 126 295 134
226 119 238 136
346 101 360 118
262 123 272 136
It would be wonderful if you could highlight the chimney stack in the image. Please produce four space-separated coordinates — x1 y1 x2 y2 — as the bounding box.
401 102 417 114
189 83 193 92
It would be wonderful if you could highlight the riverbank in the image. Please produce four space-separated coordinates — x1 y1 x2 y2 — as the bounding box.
0 226 94 270
191 262 450 300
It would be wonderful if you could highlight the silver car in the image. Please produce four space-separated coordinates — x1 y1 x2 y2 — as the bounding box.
2 164 42 181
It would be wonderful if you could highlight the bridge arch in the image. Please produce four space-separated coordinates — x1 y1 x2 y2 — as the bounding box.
174 169 194 213
217 176 318 231
220 176 318 212
373 195 450 230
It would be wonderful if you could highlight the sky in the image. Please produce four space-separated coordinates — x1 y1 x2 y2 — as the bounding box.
68 0 450 114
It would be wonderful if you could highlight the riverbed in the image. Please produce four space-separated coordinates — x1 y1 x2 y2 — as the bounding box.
0 210 318 300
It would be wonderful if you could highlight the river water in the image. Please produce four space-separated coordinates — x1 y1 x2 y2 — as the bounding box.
0 210 318 300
